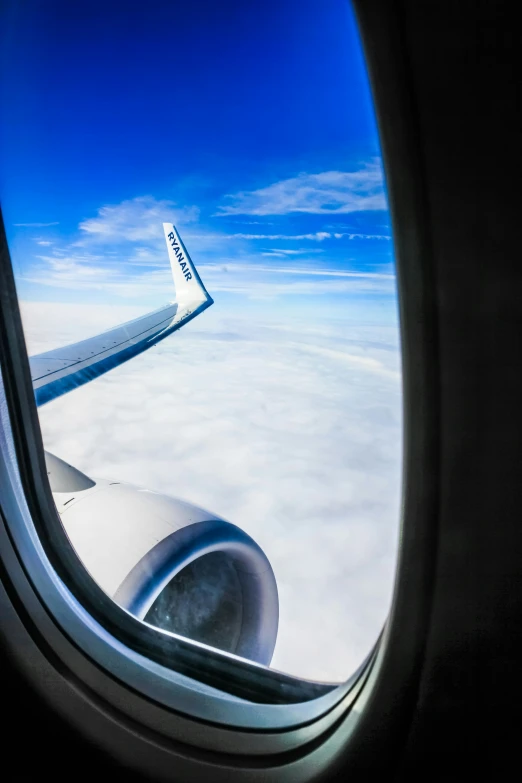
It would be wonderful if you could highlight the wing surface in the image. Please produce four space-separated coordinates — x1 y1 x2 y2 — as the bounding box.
30 224 213 406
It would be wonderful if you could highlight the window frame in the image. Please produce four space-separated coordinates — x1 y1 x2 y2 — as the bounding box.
0 0 441 774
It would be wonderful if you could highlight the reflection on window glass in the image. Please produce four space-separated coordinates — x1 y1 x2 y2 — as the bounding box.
0 0 401 682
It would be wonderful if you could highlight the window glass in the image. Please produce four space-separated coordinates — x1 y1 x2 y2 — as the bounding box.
0 0 401 683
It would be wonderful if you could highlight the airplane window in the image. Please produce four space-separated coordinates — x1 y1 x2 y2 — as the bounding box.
0 0 401 688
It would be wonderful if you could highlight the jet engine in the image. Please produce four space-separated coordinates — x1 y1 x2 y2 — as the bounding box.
45 451 279 666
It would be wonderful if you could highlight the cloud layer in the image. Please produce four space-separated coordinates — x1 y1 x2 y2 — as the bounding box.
21 301 402 682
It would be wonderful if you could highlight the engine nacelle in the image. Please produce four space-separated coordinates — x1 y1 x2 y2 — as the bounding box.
45 451 279 665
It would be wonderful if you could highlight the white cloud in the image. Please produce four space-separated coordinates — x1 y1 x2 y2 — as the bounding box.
229 220 275 226
19 196 200 301
25 258 173 299
205 263 393 280
216 160 387 216
199 263 396 299
262 248 324 256
214 232 391 242
334 233 391 240
79 195 200 241
35 240 53 246
21 302 402 682
23 263 393 299
219 231 334 241
14 221 59 227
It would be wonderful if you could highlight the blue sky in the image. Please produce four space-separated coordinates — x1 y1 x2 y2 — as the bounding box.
0 0 395 320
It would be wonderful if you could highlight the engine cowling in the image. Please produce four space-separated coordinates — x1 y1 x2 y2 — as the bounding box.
45 451 279 666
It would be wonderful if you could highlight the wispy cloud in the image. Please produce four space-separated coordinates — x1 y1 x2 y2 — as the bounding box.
203 262 394 280
334 232 390 240
228 220 275 226
25 257 395 299
261 248 324 257
188 231 390 242
35 240 53 246
27 252 172 298
79 195 199 241
215 160 387 216
14 221 59 227
214 231 333 241
219 232 391 241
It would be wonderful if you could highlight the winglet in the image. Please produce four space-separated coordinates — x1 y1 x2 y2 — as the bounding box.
29 227 213 407
163 223 213 309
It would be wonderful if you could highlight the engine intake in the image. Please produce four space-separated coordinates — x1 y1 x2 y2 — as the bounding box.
46 451 279 666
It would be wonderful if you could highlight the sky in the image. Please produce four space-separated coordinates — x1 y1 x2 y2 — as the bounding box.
0 0 402 682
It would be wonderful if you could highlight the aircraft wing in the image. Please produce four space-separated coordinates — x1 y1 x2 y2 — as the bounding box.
29 224 213 407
